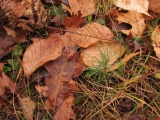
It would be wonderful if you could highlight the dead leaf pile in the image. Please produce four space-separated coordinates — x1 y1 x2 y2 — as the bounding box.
0 0 160 119
1 0 48 30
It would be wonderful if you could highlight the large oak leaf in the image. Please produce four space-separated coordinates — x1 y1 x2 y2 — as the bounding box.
44 52 79 119
69 22 114 48
23 36 62 78
0 63 17 108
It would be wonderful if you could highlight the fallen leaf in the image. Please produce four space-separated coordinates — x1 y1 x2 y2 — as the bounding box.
3 26 16 37
44 52 79 118
149 0 160 15
0 63 17 108
18 95 36 120
80 42 125 66
35 85 49 97
63 12 85 31
69 22 114 48
1 0 48 29
51 14 63 27
0 27 26 59
60 35 78 58
23 36 62 78
134 40 142 52
62 12 85 57
72 57 86 78
62 0 95 17
151 25 160 60
117 11 146 37
113 0 150 16
54 96 75 120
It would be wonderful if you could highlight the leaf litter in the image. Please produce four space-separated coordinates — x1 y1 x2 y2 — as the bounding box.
0 0 160 119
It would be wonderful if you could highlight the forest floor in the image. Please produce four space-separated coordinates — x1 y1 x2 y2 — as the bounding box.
0 0 160 120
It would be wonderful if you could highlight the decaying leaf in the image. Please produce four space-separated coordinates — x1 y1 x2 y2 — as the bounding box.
35 85 49 97
0 63 17 108
1 0 48 29
44 52 79 119
62 12 85 57
54 96 75 120
18 95 36 120
113 0 149 16
69 22 114 48
117 11 146 37
0 27 26 59
23 36 62 78
80 42 125 66
151 25 160 60
63 12 85 31
72 57 86 78
149 0 160 15
62 0 95 17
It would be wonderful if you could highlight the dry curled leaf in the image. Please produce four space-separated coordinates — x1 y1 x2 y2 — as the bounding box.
62 0 95 17
151 25 160 60
113 0 150 16
23 36 62 78
117 10 146 37
18 95 36 120
70 22 114 48
80 42 125 66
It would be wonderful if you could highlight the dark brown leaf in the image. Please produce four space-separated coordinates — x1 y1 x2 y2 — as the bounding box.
44 52 79 119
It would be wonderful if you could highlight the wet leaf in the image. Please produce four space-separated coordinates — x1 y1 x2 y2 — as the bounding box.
0 63 17 108
23 36 62 78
